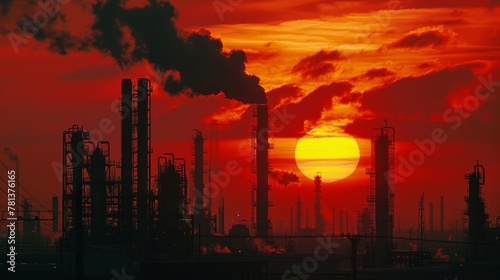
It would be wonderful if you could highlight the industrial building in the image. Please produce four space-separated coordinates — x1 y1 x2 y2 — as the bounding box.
2 78 499 280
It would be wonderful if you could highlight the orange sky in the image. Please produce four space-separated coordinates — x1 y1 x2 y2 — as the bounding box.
0 0 499 235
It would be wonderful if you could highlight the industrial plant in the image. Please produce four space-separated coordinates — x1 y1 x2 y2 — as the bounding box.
1 78 499 280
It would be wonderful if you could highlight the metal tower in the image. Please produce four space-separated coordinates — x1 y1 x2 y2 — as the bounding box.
366 121 395 268
418 193 425 251
252 104 273 237
464 160 489 261
314 173 326 234
296 196 302 234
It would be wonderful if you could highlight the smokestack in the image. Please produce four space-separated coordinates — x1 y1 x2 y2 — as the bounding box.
256 104 270 237
440 196 444 235
137 78 151 242
218 197 224 234
52 196 58 232
296 197 302 234
340 210 343 233
314 173 324 233
346 210 349 233
121 79 133 270
429 202 434 233
333 208 335 235
306 208 309 229
193 130 207 233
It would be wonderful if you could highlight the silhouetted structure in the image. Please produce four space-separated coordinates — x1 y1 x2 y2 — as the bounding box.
296 196 302 234
440 196 444 236
366 121 395 268
62 126 122 278
418 193 425 251
253 104 272 237
193 130 212 234
153 153 191 257
314 173 326 234
464 160 489 261
218 197 225 234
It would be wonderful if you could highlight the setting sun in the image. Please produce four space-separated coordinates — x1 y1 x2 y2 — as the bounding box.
294 136 360 183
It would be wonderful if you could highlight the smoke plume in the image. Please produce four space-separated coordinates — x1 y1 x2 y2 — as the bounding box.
270 170 300 187
5 0 267 104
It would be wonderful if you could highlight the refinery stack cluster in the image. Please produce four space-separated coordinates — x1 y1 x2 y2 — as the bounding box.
0 78 498 280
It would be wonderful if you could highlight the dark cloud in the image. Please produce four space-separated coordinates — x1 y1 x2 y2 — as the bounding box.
359 62 484 118
226 81 352 138
272 81 353 136
344 62 500 144
416 59 439 69
267 84 302 109
292 50 343 79
387 26 456 49
270 170 300 187
4 0 266 104
89 0 266 104
356 68 395 80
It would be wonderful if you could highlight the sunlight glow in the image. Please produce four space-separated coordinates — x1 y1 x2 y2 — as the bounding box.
294 136 360 183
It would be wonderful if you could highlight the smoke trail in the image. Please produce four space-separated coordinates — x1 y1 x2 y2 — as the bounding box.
4 0 267 104
270 170 300 187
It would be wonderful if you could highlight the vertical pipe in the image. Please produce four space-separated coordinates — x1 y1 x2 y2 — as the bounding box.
306 208 309 229
121 79 133 268
440 196 444 236
91 148 106 241
296 197 302 234
346 210 349 233
333 208 335 235
256 104 269 237
137 78 150 249
340 210 343 233
52 196 58 232
194 131 205 233
71 130 84 280
429 202 434 234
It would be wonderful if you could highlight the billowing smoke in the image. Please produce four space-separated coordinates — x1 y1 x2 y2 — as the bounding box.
270 170 300 187
3 147 19 162
5 0 267 104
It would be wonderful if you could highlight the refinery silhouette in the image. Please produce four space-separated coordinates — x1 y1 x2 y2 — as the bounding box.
0 78 498 280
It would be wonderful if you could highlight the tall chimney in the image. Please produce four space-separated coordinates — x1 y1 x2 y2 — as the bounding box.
340 210 343 233
121 79 133 269
136 78 151 242
296 196 302 234
306 208 309 229
332 208 335 235
429 202 434 233
256 104 270 237
440 196 444 235
52 196 58 232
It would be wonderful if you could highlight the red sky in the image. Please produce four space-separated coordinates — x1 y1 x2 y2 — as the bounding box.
0 0 499 236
